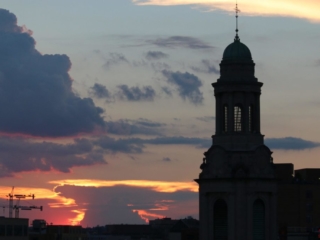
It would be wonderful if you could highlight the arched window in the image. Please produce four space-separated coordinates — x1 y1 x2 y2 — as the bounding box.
234 105 242 132
253 199 265 240
223 106 228 132
249 105 253 132
214 199 228 240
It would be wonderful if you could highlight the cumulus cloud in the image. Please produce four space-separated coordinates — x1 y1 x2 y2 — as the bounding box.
0 9 104 137
147 36 213 50
265 137 320 150
162 70 204 104
145 51 169 60
117 85 156 101
132 0 320 23
89 83 113 102
191 59 219 74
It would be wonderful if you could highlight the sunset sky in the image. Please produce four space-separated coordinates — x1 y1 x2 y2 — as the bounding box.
0 0 319 226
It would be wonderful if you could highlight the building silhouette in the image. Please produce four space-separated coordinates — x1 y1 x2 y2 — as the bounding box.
195 31 278 239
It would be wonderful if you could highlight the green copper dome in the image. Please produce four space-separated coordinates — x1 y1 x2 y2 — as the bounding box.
222 36 252 61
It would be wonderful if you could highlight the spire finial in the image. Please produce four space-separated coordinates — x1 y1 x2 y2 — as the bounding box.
235 0 240 41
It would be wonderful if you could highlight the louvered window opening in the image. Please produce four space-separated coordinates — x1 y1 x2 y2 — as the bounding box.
253 199 265 240
223 106 228 132
214 200 228 240
234 106 242 132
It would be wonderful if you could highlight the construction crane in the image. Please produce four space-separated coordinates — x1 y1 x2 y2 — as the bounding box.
13 205 43 218
6 187 36 218
13 193 35 218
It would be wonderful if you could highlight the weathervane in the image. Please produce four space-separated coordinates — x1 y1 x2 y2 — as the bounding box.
235 0 240 41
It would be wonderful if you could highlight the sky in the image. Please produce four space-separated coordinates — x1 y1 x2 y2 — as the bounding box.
0 0 319 226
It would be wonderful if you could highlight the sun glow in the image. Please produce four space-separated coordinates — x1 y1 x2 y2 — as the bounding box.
132 0 320 22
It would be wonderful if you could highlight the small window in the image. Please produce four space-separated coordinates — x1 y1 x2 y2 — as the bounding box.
234 106 242 132
249 106 253 132
223 106 228 132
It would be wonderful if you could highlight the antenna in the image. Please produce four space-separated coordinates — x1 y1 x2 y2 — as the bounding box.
235 0 240 41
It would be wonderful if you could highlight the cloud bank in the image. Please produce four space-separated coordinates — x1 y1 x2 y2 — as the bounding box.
0 137 106 177
132 0 320 23
147 36 213 50
265 137 320 150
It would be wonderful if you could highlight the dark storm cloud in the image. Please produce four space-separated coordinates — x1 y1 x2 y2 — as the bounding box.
148 36 213 50
89 83 113 102
0 136 106 177
162 70 204 104
105 119 164 136
145 51 169 60
103 52 129 69
191 59 219 74
196 116 215 122
0 9 104 137
265 137 320 150
117 85 156 101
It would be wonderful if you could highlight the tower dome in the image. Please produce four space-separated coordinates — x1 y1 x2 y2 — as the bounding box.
223 37 252 61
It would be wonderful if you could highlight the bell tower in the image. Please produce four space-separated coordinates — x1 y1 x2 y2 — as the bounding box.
195 6 277 240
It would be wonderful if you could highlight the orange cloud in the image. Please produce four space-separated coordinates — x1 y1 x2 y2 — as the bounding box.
132 0 320 22
133 210 166 223
49 179 198 193
131 200 174 222
69 209 87 225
